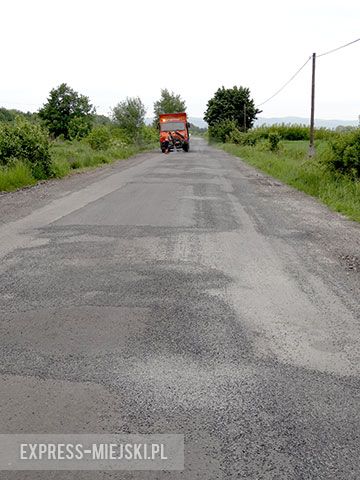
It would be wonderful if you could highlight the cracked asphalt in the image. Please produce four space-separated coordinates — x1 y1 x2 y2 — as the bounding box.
0 138 359 479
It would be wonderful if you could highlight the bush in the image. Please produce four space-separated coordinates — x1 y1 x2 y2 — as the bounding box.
138 125 159 145
241 124 334 142
268 131 281 152
68 116 92 140
208 119 238 142
221 124 335 147
87 126 112 150
226 128 245 144
323 129 360 178
272 124 309 140
110 126 133 146
0 118 51 178
243 132 260 146
315 127 335 141
227 130 259 146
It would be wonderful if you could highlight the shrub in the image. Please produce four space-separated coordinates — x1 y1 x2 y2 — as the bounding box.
315 127 335 141
110 126 133 146
226 129 259 146
138 125 159 145
245 124 333 142
273 124 309 140
323 129 360 178
68 116 92 140
87 126 112 150
0 118 51 178
268 131 281 152
208 119 238 142
226 128 244 144
249 124 308 141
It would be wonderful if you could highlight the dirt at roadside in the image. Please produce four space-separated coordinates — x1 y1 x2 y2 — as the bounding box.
0 153 151 225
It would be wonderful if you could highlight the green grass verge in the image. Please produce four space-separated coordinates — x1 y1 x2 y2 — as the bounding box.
0 162 36 192
220 140 360 223
0 140 156 192
50 140 148 178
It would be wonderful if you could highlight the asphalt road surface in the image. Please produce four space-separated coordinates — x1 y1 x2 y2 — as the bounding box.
0 138 359 479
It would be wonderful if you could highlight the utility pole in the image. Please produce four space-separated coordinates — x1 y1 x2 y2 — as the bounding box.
309 52 316 157
243 104 247 132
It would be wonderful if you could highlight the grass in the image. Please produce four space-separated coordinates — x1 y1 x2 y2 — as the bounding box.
220 140 360 223
50 140 145 178
0 139 156 192
0 162 36 192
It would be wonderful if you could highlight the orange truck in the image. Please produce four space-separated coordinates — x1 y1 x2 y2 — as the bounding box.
159 113 190 153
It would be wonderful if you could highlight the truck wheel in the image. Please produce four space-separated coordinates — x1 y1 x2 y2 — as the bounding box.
183 143 189 152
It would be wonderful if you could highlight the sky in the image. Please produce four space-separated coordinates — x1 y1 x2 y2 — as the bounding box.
1 0 359 121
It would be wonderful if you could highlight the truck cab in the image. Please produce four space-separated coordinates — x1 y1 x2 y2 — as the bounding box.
159 112 190 153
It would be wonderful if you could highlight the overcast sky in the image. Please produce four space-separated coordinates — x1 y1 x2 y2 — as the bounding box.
1 0 359 120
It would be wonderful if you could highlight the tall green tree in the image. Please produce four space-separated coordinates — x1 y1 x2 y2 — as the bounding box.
38 83 94 139
112 97 146 138
204 86 260 131
153 89 186 121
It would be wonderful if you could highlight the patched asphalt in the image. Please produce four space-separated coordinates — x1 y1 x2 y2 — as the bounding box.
0 138 359 479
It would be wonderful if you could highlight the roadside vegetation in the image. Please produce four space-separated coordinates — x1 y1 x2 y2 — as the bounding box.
204 85 360 222
0 84 158 192
189 123 207 137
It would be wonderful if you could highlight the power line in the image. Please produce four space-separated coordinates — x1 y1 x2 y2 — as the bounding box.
318 37 360 58
256 36 360 108
256 56 311 107
2 37 360 114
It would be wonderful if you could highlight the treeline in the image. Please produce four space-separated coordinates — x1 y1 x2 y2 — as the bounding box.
0 108 38 123
0 86 188 191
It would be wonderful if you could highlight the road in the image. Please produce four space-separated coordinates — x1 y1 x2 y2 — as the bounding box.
0 138 359 479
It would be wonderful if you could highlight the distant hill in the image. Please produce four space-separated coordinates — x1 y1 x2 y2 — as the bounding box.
188 117 208 128
255 116 359 129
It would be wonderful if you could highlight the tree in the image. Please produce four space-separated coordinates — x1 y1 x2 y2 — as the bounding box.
204 86 261 131
112 97 146 138
153 89 186 121
38 83 94 139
